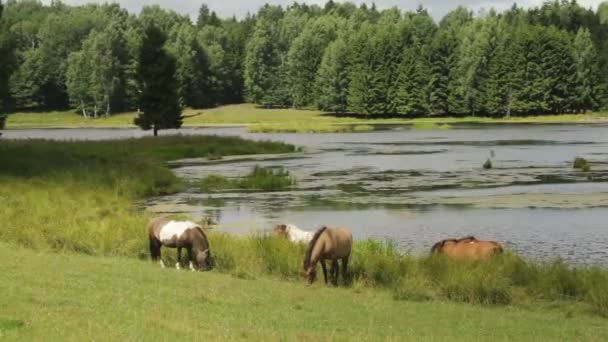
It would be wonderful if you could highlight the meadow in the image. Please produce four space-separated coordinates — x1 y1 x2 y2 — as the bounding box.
2 135 608 339
6 104 608 131
1 243 608 341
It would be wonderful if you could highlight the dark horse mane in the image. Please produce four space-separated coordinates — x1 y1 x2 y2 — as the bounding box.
193 226 210 250
304 226 327 268
431 235 477 253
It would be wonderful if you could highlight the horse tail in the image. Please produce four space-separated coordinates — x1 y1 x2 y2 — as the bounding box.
304 226 327 269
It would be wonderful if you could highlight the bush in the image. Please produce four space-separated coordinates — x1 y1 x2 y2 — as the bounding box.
573 157 589 169
197 166 296 192
239 165 296 191
483 158 493 169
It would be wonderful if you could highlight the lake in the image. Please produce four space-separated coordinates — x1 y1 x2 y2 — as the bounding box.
5 124 608 265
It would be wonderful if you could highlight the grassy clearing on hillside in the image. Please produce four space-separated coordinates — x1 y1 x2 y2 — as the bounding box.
6 104 608 129
1 244 608 341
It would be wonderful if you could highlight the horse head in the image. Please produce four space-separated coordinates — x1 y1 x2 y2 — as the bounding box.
196 249 213 271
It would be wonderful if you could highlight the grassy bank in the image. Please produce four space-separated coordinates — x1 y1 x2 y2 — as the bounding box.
6 104 608 129
2 136 608 339
0 137 295 255
1 243 608 341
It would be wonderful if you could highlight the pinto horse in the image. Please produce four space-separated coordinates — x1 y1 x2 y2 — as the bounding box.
147 217 214 271
303 226 352 285
273 224 314 244
431 236 503 261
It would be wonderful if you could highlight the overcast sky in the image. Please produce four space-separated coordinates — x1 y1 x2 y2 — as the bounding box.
40 0 605 21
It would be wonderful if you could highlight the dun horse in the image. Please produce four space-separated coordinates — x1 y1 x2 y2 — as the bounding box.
303 226 352 285
273 224 314 244
431 236 503 260
147 217 214 271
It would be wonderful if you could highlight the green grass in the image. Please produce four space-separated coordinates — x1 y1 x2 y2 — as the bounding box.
6 103 608 129
411 122 452 130
3 135 608 338
0 137 295 255
1 243 608 340
247 122 375 133
197 165 296 192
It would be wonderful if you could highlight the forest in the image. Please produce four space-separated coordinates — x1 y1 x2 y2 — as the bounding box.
1 0 608 122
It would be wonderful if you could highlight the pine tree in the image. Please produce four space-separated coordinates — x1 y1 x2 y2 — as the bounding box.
347 23 377 116
315 37 349 113
287 16 337 108
428 31 454 115
572 27 600 112
394 10 436 116
243 16 281 106
134 24 181 136
168 24 212 108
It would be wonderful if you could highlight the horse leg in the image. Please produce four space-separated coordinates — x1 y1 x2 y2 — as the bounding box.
331 260 339 286
341 254 350 284
149 238 164 268
176 247 182 270
187 248 195 271
320 260 328 284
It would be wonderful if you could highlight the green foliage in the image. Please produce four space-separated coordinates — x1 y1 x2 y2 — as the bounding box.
0 0 15 122
2 1 608 116
134 24 181 136
167 23 212 108
314 37 349 113
197 165 296 191
287 16 337 108
573 157 589 169
483 158 493 169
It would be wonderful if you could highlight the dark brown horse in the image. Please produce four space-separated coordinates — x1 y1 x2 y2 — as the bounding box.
431 236 503 261
147 217 214 271
303 226 352 285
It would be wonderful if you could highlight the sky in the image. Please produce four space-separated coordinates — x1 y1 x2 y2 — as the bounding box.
40 0 605 21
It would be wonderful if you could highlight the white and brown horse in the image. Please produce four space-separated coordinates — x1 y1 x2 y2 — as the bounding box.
147 217 214 271
273 224 314 244
431 236 503 261
303 226 352 285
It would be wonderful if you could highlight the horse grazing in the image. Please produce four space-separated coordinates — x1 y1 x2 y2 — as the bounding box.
147 217 214 271
303 226 352 285
273 224 314 244
431 236 503 261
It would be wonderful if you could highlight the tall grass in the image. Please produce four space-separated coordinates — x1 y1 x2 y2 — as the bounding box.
2 137 608 317
0 136 295 256
197 165 296 191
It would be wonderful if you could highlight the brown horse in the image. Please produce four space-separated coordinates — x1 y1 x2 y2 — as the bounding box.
431 236 503 260
147 217 214 271
303 226 353 285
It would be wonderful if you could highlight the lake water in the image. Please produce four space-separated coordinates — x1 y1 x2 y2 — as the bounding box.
5 124 608 265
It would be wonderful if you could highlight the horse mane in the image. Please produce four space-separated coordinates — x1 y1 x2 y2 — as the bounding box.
431 236 477 253
304 226 327 269
456 236 477 242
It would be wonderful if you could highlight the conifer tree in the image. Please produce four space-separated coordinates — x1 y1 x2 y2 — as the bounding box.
572 27 600 112
134 24 181 136
315 37 349 113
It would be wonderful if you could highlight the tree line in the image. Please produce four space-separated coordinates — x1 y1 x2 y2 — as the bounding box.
245 1 608 117
1 0 608 125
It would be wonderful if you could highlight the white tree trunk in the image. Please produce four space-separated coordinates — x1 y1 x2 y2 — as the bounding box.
81 100 88 119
